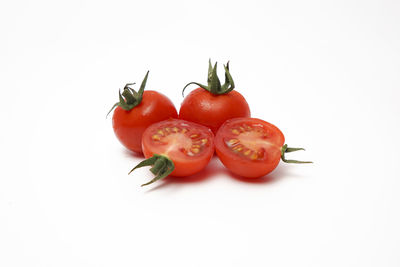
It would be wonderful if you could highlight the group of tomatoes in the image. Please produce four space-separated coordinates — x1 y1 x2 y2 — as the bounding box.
109 60 311 186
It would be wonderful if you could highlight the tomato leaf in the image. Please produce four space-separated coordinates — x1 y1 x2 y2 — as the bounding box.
207 58 213 84
182 59 236 96
281 144 313 164
208 62 222 94
220 62 235 93
107 71 149 116
128 154 175 187
128 156 158 174
136 71 149 104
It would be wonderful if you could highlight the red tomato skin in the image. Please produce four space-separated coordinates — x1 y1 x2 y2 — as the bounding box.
112 91 178 153
179 88 250 134
141 119 214 177
215 118 285 178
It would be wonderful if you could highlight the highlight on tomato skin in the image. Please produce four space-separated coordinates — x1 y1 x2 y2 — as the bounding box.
129 119 215 186
215 117 312 178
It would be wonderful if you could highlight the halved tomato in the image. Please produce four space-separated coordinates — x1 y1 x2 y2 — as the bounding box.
215 118 311 178
129 119 214 186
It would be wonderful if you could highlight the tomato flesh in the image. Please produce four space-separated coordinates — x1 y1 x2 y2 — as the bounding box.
215 118 285 178
112 90 178 153
142 119 214 177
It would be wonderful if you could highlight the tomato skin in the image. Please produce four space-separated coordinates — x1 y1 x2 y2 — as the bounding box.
112 91 178 153
141 119 214 177
179 88 250 134
215 118 285 178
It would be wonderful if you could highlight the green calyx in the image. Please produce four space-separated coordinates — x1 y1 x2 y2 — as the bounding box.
107 71 149 117
128 154 175 187
182 59 235 97
281 144 313 164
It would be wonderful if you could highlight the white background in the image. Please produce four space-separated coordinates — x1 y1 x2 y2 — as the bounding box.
1 0 399 266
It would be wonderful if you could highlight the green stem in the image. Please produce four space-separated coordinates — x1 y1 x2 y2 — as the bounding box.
128 154 175 187
281 144 313 164
106 71 149 117
182 59 235 96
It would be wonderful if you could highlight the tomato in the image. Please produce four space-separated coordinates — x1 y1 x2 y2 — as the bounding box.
129 119 214 186
109 72 178 153
179 88 250 134
112 91 177 153
179 60 250 133
215 118 312 178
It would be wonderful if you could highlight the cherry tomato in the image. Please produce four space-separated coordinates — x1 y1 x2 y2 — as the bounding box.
179 60 250 133
215 118 311 178
109 72 178 153
130 119 214 186
179 88 250 134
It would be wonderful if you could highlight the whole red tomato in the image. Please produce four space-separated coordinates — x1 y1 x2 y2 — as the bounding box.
215 117 312 178
179 60 250 133
109 72 178 153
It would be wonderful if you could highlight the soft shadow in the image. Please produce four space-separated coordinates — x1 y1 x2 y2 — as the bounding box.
122 148 144 159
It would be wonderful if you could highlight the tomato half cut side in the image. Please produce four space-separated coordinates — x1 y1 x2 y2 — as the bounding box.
129 119 214 186
215 118 312 178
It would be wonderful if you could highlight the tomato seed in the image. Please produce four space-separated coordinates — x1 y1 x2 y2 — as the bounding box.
244 125 252 131
231 129 240 135
243 149 251 156
250 153 258 160
233 145 243 152
190 134 199 139
152 135 161 141
190 148 200 154
228 139 239 146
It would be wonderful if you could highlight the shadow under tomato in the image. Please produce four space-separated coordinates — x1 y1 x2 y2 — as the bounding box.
122 148 144 159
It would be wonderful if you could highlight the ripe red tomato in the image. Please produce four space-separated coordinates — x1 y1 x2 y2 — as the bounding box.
113 91 177 153
110 72 178 153
179 60 250 133
215 118 311 178
179 88 250 134
130 119 215 186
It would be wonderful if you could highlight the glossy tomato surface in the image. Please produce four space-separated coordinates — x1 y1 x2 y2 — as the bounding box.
113 91 177 153
179 88 250 134
142 119 214 177
215 118 285 178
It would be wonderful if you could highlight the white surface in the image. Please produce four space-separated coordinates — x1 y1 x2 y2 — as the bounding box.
1 0 400 266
